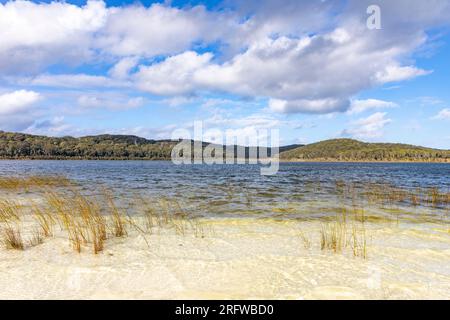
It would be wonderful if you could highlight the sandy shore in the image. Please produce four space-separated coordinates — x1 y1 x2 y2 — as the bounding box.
1 217 449 300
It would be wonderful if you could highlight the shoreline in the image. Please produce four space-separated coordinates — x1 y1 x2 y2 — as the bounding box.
279 158 450 164
0 158 448 164
1 216 449 299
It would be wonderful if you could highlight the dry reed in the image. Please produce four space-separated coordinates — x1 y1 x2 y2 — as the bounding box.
0 176 71 191
2 225 24 250
28 228 44 247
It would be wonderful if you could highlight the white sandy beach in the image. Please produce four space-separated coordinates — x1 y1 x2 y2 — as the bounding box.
1 217 449 300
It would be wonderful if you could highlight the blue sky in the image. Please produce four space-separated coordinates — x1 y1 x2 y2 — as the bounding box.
0 0 450 148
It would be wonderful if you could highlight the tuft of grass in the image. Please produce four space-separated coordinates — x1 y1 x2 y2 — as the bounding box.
299 230 311 249
104 191 127 238
143 204 155 232
44 190 107 254
74 193 106 254
111 209 127 237
28 228 44 247
191 217 207 238
318 200 368 259
138 196 208 239
32 203 55 237
70 228 83 253
0 200 21 223
350 224 367 259
2 225 24 250
320 221 346 253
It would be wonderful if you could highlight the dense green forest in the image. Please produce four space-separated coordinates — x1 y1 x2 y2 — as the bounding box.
0 131 302 160
280 139 450 162
0 131 176 159
0 131 448 162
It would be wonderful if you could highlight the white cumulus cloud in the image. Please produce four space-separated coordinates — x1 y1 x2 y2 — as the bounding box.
135 51 213 95
0 90 41 115
0 0 107 73
133 25 432 113
0 0 449 124
97 3 230 57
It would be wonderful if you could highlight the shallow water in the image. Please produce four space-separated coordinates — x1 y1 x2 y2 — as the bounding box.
1 218 449 299
0 161 449 220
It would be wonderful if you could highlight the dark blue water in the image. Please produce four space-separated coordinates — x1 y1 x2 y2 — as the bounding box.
0 160 448 188
0 161 448 218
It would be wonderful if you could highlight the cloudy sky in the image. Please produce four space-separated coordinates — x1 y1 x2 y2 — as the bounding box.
1 0 450 148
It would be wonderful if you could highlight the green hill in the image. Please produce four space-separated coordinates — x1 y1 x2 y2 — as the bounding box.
0 131 177 159
0 130 306 160
280 139 450 162
1 131 448 162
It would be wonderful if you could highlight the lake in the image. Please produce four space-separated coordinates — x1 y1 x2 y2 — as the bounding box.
0 160 448 219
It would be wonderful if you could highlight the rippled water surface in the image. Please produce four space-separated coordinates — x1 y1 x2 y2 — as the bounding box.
1 160 449 219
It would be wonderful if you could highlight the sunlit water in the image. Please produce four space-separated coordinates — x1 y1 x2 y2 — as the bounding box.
0 160 449 220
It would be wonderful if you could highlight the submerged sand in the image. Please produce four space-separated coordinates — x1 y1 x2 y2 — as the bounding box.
1 217 449 300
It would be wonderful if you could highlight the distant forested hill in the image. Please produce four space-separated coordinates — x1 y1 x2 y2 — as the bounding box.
0 131 297 160
0 131 448 162
0 131 176 159
280 139 450 162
